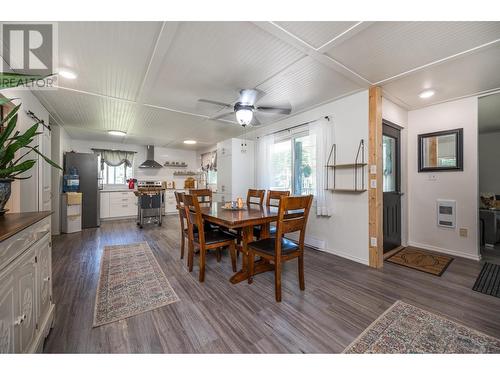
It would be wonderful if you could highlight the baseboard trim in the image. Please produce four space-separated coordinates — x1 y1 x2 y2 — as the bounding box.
407 241 481 261
311 246 370 266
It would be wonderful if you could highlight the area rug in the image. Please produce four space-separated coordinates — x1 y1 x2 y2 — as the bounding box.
473 262 500 298
93 242 179 327
343 301 500 353
386 247 453 276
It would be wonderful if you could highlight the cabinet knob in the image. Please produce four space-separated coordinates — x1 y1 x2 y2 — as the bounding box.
43 276 51 282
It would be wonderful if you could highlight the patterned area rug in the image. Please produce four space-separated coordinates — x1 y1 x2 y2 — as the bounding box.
344 301 500 353
93 242 179 327
386 247 453 276
473 262 500 298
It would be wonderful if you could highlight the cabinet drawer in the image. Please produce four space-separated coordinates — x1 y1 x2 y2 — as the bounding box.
110 203 137 217
0 217 50 272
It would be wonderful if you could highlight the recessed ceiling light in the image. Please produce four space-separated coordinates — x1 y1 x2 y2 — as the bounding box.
58 69 77 80
419 89 435 99
108 130 127 136
183 140 197 145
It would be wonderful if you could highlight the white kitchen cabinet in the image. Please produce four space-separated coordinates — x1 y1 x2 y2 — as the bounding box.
216 138 255 201
100 191 137 220
0 214 54 353
100 191 110 219
164 190 178 214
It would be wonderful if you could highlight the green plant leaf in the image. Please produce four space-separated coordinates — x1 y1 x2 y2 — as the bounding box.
0 111 19 146
0 122 38 166
24 145 62 170
0 97 18 106
0 159 36 178
0 103 20 126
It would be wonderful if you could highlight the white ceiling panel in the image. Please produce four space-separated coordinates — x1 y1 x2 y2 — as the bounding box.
142 22 305 116
274 21 359 49
327 22 500 83
57 21 162 100
257 56 363 114
34 89 137 133
479 93 500 133
382 43 500 109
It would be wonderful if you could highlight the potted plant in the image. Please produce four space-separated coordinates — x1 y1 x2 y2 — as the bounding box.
0 96 62 213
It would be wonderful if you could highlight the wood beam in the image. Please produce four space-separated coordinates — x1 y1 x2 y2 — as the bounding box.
368 86 383 268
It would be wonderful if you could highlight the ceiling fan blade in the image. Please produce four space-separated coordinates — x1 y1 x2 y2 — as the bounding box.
209 111 235 121
198 98 233 108
239 89 265 105
250 115 261 126
256 106 292 115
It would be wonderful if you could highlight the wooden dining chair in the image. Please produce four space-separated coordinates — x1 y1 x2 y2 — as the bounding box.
174 191 188 260
247 195 313 302
254 190 291 239
246 189 265 206
189 188 212 204
183 194 237 282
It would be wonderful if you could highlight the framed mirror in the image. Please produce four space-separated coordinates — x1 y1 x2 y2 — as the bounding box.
418 128 463 172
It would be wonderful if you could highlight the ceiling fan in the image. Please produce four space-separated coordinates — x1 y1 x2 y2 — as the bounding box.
198 89 292 127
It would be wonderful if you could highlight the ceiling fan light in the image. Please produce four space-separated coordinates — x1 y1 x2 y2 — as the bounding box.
236 108 253 126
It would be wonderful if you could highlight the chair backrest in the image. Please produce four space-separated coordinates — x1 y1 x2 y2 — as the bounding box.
266 190 290 207
189 188 212 204
275 195 313 252
182 194 205 244
174 191 186 228
246 189 265 206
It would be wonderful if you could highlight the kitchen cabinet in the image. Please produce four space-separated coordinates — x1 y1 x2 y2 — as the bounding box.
164 190 177 214
0 213 54 353
100 191 137 220
216 138 254 202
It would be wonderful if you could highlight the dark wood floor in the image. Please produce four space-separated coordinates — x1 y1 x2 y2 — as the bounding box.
44 216 500 353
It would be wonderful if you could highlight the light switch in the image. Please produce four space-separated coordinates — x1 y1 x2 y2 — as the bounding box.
370 237 377 247
459 228 468 237
370 165 377 174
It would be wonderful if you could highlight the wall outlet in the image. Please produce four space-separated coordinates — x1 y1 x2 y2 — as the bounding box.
427 174 438 181
459 228 468 237
370 237 377 247
370 179 377 189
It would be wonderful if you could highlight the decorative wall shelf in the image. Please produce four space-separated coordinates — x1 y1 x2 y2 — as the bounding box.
326 139 366 192
164 162 187 167
173 171 201 176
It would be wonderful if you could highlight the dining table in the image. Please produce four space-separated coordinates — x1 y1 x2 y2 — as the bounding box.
200 202 278 284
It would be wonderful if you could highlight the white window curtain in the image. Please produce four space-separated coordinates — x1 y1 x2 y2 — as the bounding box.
256 133 275 189
97 150 135 170
310 117 334 216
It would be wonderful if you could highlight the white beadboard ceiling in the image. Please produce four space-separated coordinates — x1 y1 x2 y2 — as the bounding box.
11 21 499 148
478 92 500 133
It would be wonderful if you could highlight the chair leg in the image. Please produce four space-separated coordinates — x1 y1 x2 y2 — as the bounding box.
229 242 237 272
180 233 185 259
274 260 282 302
248 250 255 284
298 254 305 291
216 248 222 262
188 242 194 272
199 246 206 282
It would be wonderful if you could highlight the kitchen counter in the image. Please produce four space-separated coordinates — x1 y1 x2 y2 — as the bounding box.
0 211 52 242
101 188 137 193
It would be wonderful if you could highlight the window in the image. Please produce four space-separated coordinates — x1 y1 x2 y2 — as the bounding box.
207 170 217 185
100 161 133 185
270 132 316 195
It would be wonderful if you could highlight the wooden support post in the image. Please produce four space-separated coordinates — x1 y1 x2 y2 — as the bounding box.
368 86 383 268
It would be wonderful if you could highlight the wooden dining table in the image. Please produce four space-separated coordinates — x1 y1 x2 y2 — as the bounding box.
200 202 278 284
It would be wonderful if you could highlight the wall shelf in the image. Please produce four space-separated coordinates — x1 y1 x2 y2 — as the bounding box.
326 139 366 192
327 189 367 194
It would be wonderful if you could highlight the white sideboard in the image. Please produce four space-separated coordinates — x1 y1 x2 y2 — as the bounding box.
0 212 54 353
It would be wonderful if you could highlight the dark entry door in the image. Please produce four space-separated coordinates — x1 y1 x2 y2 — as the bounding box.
383 121 402 253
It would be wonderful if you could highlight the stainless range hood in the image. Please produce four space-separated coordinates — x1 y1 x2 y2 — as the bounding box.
138 145 163 169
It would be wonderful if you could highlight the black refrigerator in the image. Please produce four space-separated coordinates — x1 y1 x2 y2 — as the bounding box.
64 152 100 228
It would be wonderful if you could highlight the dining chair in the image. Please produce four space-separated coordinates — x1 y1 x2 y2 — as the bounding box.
246 189 265 206
183 194 237 282
247 195 313 302
253 190 291 239
174 191 188 260
189 188 213 204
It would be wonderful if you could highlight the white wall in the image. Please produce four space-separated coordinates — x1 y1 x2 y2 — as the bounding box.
382 97 409 246
2 88 49 213
69 140 198 188
51 124 71 234
407 97 479 260
479 131 500 194
253 90 370 265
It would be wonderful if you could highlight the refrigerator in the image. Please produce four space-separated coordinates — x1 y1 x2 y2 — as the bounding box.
64 152 100 228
